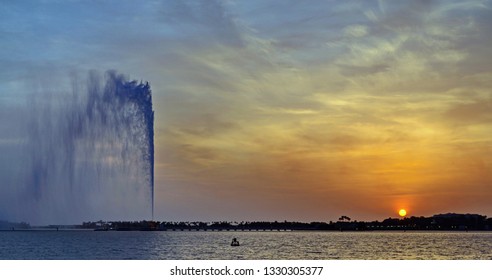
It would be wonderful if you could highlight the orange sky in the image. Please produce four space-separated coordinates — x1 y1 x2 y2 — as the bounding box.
152 1 492 221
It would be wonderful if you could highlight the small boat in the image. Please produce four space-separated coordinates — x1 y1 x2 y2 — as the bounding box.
231 238 240 246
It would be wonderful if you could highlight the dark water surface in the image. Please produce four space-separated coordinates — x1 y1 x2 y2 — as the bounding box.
1 231 491 260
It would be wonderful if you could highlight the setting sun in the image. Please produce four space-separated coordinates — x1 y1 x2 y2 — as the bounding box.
399 209 407 217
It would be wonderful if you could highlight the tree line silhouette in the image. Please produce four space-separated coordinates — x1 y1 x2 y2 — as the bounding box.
76 213 492 231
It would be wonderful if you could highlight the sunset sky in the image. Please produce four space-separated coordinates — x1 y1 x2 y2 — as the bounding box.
1 0 492 222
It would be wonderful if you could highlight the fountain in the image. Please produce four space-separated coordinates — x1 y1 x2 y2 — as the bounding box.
0 70 154 224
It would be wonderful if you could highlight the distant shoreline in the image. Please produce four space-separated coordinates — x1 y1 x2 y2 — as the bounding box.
2 212 492 232
1 229 491 232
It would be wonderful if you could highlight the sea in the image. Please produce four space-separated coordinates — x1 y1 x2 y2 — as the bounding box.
0 230 491 260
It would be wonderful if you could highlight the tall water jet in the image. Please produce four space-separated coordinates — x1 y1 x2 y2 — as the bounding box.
0 70 154 224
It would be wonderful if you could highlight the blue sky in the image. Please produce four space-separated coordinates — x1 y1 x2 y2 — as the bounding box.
1 0 492 222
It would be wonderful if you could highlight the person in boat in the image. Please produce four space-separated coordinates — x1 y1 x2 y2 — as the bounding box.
231 238 240 246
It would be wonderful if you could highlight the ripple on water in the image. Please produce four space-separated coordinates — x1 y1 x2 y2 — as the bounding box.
0 231 491 259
